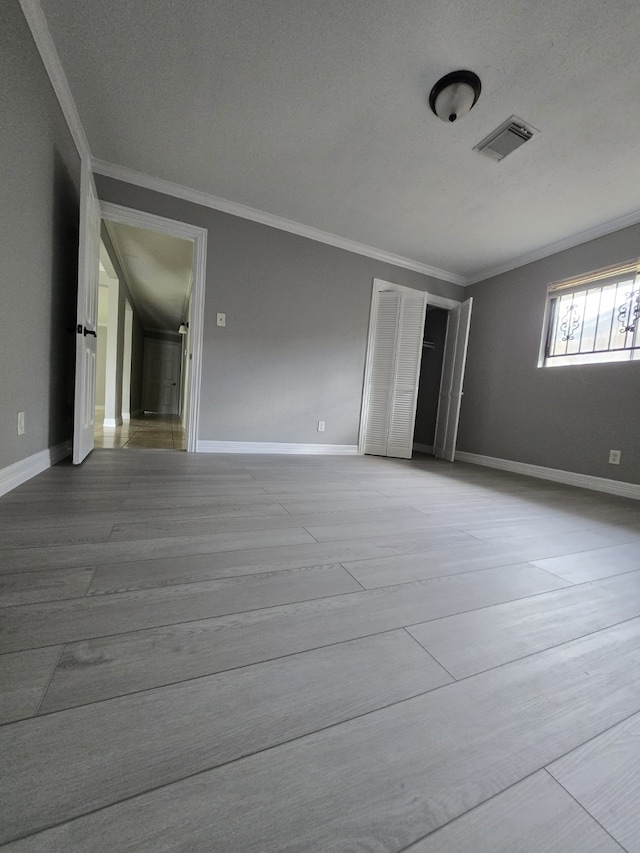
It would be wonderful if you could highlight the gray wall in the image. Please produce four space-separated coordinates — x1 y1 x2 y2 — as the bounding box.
458 223 640 485
95 175 465 445
0 2 81 470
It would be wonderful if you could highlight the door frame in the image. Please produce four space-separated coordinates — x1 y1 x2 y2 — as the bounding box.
358 279 462 455
100 202 207 453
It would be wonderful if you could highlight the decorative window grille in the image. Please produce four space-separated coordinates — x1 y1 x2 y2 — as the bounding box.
543 260 640 366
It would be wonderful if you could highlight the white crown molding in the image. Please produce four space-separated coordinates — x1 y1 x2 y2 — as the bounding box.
466 208 640 285
0 441 72 497
19 0 91 161
93 160 466 286
197 441 358 456
456 451 640 500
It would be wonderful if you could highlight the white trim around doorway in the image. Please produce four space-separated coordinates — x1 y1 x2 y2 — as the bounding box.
100 201 207 453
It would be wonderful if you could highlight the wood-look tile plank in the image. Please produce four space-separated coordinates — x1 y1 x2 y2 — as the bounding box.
0 631 450 844
548 711 640 853
0 567 95 607
88 529 477 594
0 498 128 520
261 481 377 494
0 564 359 653
532 541 640 583
279 496 411 514
122 481 268 495
0 502 292 531
345 529 627 588
14 620 640 852
0 527 316 574
304 515 460 543
0 523 113 550
108 506 427 542
120 489 375 511
404 771 625 852
463 518 620 541
0 647 62 724
42 564 567 710
408 570 640 678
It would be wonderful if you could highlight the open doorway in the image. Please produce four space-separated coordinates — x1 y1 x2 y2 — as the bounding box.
413 306 449 454
72 179 207 463
93 220 195 450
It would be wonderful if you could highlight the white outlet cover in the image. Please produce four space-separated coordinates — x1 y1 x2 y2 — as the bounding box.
217 313 226 327
609 450 621 465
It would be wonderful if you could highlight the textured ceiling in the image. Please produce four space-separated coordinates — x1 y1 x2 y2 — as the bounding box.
40 0 640 281
105 222 193 333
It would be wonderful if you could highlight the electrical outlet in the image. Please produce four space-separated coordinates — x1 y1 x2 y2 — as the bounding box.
609 449 621 465
217 313 226 327
17 411 25 435
318 420 325 432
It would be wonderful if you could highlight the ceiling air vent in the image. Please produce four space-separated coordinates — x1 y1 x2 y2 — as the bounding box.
474 116 539 161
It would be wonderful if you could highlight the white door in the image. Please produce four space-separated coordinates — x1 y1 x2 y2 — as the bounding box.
143 339 181 414
363 285 427 459
433 297 473 462
72 164 101 464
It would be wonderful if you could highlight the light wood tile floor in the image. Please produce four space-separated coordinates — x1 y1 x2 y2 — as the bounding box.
1 450 639 850
94 413 185 450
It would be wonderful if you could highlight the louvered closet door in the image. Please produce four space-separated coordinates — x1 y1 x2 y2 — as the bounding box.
386 290 428 458
363 291 400 456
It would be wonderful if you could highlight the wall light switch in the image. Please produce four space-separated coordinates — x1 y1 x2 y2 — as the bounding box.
217 313 226 327
609 449 621 465
17 411 25 435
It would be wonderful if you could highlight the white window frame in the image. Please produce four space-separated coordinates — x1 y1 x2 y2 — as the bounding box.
539 259 640 367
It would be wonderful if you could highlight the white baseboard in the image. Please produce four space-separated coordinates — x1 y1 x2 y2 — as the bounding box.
197 441 358 455
456 451 640 501
103 417 123 428
413 443 434 455
0 440 72 497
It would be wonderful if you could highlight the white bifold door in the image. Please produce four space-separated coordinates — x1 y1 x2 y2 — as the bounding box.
362 286 427 459
433 298 473 461
72 163 101 465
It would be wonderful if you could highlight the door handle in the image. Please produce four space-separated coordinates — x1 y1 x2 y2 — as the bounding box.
77 325 97 337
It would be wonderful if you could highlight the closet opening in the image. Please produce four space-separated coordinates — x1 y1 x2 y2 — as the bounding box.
413 306 449 455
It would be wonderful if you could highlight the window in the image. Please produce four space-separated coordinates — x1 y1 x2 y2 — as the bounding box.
542 260 640 366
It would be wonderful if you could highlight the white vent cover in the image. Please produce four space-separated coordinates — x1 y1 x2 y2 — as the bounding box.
475 116 539 161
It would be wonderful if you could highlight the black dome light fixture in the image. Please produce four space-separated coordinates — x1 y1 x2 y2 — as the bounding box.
429 70 481 123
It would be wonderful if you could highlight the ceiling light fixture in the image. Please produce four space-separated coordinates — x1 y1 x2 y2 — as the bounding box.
429 70 481 123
